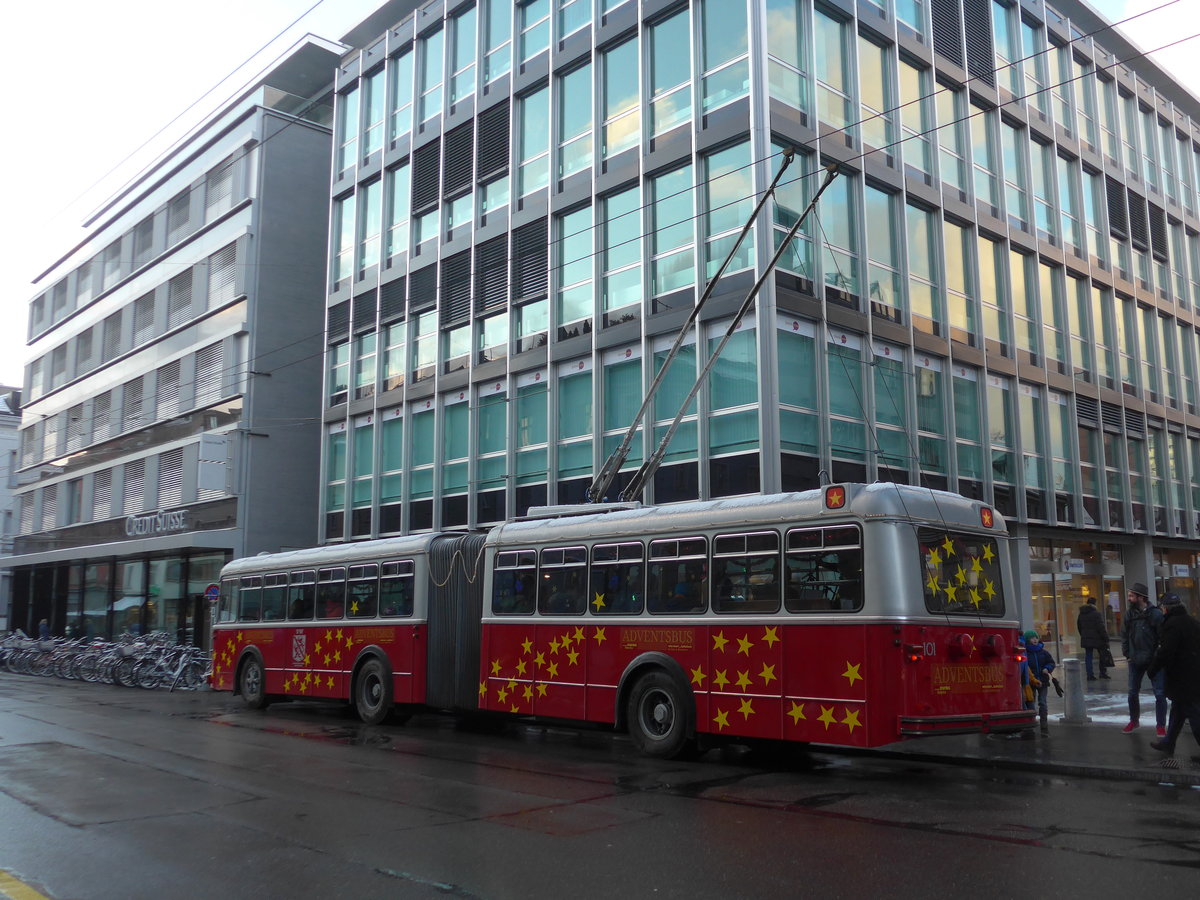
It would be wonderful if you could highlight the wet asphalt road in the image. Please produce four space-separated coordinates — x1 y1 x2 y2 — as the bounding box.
0 673 1197 899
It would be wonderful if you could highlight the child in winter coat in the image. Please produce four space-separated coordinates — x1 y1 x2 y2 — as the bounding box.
1024 629 1056 731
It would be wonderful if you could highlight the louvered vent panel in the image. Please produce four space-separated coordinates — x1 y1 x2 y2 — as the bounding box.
168 270 193 328
440 252 473 324
512 218 548 301
931 0 964 68
1106 176 1128 237
1125 408 1146 436
476 101 511 179
410 265 438 312
380 277 407 323
124 460 145 515
444 124 474 194
93 393 112 442
19 494 34 534
412 139 442 211
475 236 509 312
353 289 378 333
102 313 123 362
1077 395 1099 425
1100 402 1124 431
1148 205 1168 263
41 484 57 531
195 342 224 406
1127 191 1149 251
327 301 351 343
133 294 155 345
207 243 238 308
159 448 184 508
93 471 112 520
157 360 181 420
962 0 995 88
123 377 145 432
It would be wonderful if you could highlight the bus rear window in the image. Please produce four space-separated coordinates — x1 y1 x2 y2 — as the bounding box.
919 528 1005 617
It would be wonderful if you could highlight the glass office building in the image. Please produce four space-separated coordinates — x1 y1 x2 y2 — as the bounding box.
323 0 1200 659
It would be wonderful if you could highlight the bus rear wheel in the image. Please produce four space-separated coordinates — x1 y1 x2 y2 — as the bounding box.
355 658 392 725
627 670 694 759
239 656 268 709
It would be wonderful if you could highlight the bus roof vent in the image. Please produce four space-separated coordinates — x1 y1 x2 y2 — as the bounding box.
521 501 643 521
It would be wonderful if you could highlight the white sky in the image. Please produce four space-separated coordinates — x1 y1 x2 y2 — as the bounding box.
0 0 1197 390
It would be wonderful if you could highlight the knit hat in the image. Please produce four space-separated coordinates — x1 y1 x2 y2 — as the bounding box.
1130 582 1149 598
1023 630 1039 643
1160 593 1183 608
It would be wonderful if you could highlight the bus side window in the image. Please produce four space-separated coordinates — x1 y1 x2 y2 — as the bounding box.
380 561 414 616
784 527 863 613
238 577 262 622
218 579 238 623
647 538 707 615
538 547 587 615
317 568 346 619
289 571 316 620
589 543 645 615
262 575 287 621
493 550 536 615
713 532 780 614
348 564 379 618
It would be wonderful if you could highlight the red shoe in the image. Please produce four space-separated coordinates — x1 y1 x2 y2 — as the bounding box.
1156 726 1167 738
1122 722 1138 733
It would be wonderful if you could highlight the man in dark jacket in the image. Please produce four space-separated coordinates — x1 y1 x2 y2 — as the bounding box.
1148 594 1200 757
1120 583 1166 736
1077 597 1110 680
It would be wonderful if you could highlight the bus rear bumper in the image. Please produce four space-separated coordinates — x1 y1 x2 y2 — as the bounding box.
898 710 1036 737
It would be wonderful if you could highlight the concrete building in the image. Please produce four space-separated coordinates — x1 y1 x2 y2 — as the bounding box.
0 387 22 630
3 36 344 643
322 0 1200 666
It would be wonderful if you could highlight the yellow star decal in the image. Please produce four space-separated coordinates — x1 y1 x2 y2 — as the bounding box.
593 627 606 644
326 676 334 689
315 641 323 655
350 600 359 615
534 651 545 668
516 659 528 676
714 669 730 689
841 662 863 686
333 650 342 664
817 705 837 730
507 679 517 690
735 670 752 691
738 698 755 720
955 566 967 585
690 666 707 687
536 683 548 697
927 573 941 595
928 548 941 566
523 685 533 700
841 708 862 733
325 630 333 641
944 583 959 603
549 637 561 654
593 592 606 611
787 701 806 724
971 556 983 573
491 659 502 675
521 638 533 655
510 704 520 713
942 536 955 556
547 661 559 678
759 663 777 686
713 631 729 652
970 588 982 608
479 681 487 698
560 632 572 648
336 629 344 641
762 626 780 648
573 627 585 643
982 544 995 562
737 635 754 656
713 708 730 730
324 653 331 666
303 654 311 667
497 686 508 703
983 578 996 599
344 635 352 649
236 631 243 642
567 649 580 666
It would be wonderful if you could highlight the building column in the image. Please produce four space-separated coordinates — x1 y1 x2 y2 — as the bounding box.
1123 536 1155 597
1009 524 1033 629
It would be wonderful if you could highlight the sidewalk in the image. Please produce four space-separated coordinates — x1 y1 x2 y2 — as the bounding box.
870 656 1200 786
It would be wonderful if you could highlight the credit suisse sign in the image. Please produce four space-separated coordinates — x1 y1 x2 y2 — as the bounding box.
125 508 189 537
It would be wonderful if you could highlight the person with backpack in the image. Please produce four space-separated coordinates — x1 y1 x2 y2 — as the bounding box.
1147 594 1200 758
1120 582 1167 736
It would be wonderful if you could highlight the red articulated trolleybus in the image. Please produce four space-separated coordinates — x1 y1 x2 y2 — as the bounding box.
211 482 1035 757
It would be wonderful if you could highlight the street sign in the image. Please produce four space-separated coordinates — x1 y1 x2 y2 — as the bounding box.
204 583 221 602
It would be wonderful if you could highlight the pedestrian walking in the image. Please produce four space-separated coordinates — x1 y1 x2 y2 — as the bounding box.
1077 597 1110 681
1024 630 1055 732
1147 594 1200 758
1120 582 1167 736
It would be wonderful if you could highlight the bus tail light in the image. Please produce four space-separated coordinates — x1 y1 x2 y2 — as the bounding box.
1014 646 1027 664
904 644 924 663
979 634 1004 658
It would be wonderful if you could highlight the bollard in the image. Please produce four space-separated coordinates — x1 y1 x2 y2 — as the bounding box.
1059 657 1090 723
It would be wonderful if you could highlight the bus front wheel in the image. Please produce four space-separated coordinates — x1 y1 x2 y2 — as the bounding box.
239 656 268 710
627 670 694 759
355 658 392 725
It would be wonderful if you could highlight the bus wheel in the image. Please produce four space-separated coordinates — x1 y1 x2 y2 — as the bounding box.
355 658 392 726
627 671 693 759
239 656 268 709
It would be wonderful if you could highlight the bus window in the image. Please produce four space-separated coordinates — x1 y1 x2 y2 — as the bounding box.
647 537 707 615
589 542 645 615
348 564 379 617
261 574 287 621
919 528 1006 617
239 576 263 622
380 560 414 616
317 567 347 619
288 570 316 620
493 550 536 615
712 532 781 614
785 526 863 612
538 546 587 615
218 579 238 623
